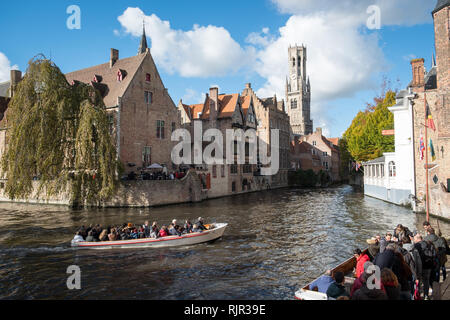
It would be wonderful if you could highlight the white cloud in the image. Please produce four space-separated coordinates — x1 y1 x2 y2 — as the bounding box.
182 88 206 105
0 52 18 83
271 0 434 26
253 13 385 136
117 7 255 78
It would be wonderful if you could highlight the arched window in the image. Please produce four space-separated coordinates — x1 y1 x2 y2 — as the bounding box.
389 161 396 177
291 99 297 109
292 58 296 67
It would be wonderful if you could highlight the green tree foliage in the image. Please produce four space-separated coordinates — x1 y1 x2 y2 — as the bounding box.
343 91 396 162
1 56 120 206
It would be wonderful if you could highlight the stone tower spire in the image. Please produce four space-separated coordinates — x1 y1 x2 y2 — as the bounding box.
138 21 148 55
286 45 313 137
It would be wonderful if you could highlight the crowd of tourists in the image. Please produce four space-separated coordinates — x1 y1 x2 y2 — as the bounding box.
72 217 209 243
125 170 186 181
309 221 450 300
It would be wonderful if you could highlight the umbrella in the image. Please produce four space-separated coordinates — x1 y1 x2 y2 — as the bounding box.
147 163 163 170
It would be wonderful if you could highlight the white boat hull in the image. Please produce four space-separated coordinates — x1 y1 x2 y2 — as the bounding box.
71 223 228 250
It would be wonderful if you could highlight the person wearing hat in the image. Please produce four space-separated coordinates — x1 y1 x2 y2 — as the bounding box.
367 236 380 260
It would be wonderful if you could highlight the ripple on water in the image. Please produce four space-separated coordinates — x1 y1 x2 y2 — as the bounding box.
0 185 450 299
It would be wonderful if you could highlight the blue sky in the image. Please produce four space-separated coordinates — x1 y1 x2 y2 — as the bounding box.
0 0 439 137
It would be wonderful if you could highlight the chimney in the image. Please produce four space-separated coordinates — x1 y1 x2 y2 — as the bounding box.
209 87 219 121
110 49 119 68
10 70 22 97
316 127 323 136
410 58 425 89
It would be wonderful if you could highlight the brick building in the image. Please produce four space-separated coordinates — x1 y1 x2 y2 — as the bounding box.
65 29 179 174
299 128 341 182
290 139 323 173
409 0 450 218
178 83 290 197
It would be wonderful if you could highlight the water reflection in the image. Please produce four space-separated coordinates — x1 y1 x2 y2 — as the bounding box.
0 185 448 299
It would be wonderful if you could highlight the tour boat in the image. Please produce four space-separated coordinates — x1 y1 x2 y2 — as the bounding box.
71 223 228 250
294 249 369 300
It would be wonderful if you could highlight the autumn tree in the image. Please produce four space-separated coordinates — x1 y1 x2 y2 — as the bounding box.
343 90 396 162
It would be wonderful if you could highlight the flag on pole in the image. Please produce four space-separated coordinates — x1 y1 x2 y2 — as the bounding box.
419 135 425 160
426 103 436 131
429 138 436 162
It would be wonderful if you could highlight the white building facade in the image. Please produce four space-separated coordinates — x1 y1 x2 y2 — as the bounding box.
363 89 416 209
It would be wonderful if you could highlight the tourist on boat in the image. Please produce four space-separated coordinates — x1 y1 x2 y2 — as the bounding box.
379 233 393 253
149 222 159 238
326 271 349 299
73 232 85 243
183 220 193 234
99 229 109 241
197 217 207 231
354 248 370 278
309 270 334 294
380 268 401 300
366 236 380 260
169 225 181 236
143 221 151 238
414 233 436 299
159 225 169 238
192 223 203 233
86 231 95 242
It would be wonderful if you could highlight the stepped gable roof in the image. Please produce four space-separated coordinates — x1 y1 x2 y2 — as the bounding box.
65 53 146 107
433 0 450 14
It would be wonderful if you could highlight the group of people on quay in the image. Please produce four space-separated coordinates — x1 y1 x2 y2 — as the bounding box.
124 170 186 181
310 222 450 300
72 217 209 243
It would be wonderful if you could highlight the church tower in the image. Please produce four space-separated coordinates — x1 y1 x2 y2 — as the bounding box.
286 45 313 137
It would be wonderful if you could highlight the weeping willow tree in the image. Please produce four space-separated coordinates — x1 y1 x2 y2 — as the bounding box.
1 55 120 206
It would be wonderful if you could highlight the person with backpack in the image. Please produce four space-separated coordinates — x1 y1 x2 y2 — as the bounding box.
437 230 449 281
425 228 447 282
414 233 437 299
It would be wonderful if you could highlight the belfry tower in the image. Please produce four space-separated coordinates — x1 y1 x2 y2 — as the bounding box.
286 45 313 137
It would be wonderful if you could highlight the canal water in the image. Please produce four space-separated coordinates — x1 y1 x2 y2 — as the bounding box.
0 185 449 300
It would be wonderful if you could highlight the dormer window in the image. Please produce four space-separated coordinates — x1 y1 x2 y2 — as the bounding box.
93 75 102 83
146 73 151 82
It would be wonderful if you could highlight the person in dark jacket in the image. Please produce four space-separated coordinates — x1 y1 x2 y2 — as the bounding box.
374 244 397 270
437 230 449 281
425 228 446 282
352 271 388 301
326 272 349 299
381 268 401 300
183 220 193 234
379 233 393 253
414 234 435 299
